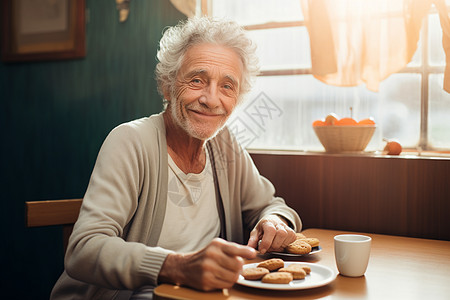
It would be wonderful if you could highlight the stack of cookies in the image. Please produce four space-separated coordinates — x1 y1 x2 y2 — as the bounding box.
242 258 311 284
280 232 320 255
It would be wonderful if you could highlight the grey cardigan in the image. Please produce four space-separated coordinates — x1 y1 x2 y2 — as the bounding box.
51 113 301 299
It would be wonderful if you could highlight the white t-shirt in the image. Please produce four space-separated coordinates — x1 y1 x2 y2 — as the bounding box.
132 150 221 299
157 148 220 253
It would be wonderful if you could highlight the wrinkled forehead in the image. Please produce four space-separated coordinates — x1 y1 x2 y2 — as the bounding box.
179 43 243 81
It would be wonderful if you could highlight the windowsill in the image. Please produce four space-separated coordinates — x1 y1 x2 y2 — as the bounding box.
247 148 450 160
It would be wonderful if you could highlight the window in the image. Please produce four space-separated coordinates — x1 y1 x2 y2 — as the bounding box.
204 0 450 152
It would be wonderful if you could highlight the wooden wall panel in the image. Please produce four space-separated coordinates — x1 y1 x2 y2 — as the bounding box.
250 152 450 241
0 1 186 299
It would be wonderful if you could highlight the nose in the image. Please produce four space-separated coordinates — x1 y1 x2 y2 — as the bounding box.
198 83 221 108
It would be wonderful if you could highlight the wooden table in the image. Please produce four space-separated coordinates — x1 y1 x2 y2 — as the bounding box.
154 228 450 300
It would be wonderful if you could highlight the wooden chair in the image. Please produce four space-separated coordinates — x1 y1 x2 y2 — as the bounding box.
25 199 83 251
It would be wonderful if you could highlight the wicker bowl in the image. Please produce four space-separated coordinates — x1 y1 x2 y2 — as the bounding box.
313 125 376 153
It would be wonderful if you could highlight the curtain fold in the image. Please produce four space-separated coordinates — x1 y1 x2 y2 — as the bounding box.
301 0 450 92
433 0 450 92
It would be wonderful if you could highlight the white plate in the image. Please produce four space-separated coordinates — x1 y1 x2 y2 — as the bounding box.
270 246 322 258
237 262 337 290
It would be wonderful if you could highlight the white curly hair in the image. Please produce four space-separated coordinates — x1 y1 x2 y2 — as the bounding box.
155 17 260 104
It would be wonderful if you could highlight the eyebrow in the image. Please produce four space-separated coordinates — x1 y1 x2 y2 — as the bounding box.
185 69 207 79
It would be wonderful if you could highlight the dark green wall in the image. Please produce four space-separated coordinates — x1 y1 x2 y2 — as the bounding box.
0 1 185 299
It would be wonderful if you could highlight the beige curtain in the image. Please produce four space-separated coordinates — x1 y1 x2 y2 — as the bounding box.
301 0 450 92
169 0 196 17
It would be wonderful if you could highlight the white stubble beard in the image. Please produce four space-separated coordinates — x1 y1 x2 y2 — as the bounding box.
169 94 230 141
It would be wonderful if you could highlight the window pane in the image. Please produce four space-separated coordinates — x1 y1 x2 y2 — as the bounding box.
248 27 311 69
429 74 450 148
211 0 303 25
429 13 445 66
377 74 421 147
227 74 421 151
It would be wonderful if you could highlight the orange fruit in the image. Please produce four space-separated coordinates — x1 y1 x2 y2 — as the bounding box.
325 113 339 125
335 117 357 126
312 120 326 126
384 141 402 155
358 118 376 125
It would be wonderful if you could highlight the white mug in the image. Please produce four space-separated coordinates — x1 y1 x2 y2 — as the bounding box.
334 234 371 277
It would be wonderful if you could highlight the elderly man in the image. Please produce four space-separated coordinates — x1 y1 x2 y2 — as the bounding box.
51 17 301 299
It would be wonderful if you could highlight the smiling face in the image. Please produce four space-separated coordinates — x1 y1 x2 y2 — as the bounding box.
166 43 243 140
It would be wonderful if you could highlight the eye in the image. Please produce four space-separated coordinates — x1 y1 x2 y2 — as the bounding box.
222 82 236 91
189 78 204 88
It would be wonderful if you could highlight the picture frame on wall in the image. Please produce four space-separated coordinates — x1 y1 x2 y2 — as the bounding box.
1 0 85 63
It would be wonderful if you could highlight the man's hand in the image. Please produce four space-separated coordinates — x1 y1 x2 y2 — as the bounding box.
158 238 256 291
247 215 296 254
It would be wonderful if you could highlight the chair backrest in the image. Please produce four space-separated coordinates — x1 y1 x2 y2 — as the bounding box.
25 199 82 251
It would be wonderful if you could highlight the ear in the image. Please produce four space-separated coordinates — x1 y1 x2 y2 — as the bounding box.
163 87 171 102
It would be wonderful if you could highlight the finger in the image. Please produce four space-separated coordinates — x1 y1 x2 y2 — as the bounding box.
193 243 245 291
213 250 244 273
211 247 249 286
214 256 244 282
222 241 256 260
283 229 297 247
271 225 296 251
258 222 276 254
247 229 261 249
198 267 236 291
205 269 238 290
270 224 288 250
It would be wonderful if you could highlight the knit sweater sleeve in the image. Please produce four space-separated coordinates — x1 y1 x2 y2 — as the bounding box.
64 121 173 290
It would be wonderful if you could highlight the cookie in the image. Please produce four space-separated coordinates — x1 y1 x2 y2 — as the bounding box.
242 267 270 280
261 272 293 284
257 258 284 271
300 265 311 274
279 265 307 280
285 239 312 255
299 237 320 248
295 232 307 240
